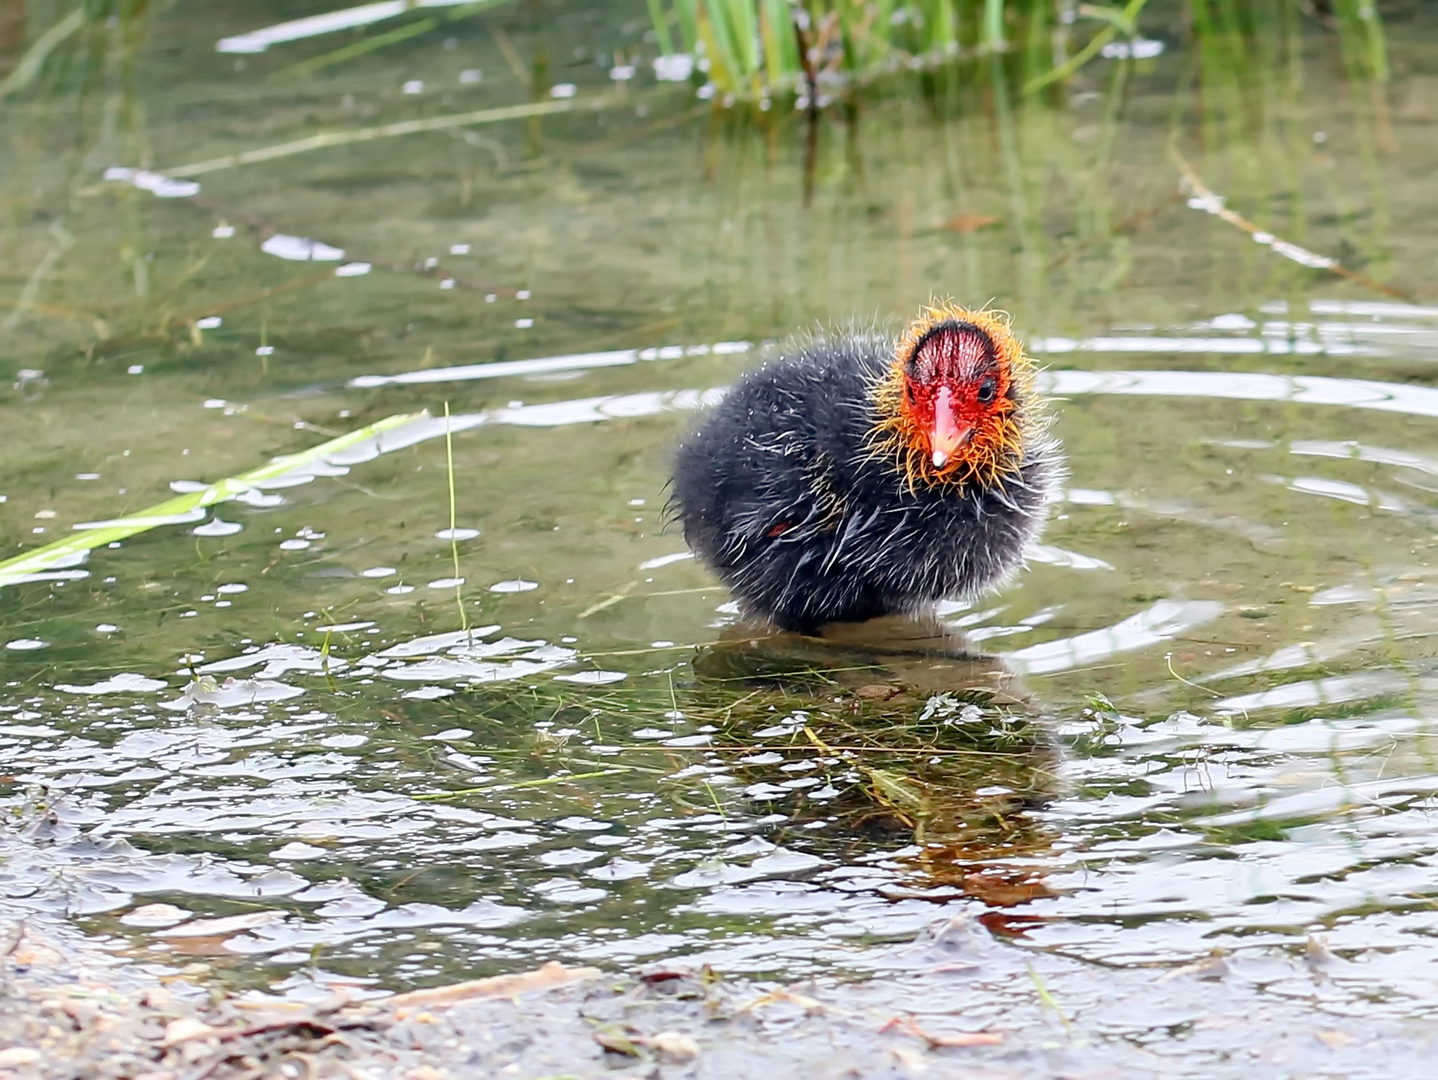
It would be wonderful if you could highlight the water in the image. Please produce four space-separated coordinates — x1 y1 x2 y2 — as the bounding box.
3 0 1438 1033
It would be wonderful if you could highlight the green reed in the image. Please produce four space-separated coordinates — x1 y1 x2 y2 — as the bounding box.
649 0 1107 98
648 0 1392 104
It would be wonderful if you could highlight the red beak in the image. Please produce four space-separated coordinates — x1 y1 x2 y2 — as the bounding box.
931 386 973 468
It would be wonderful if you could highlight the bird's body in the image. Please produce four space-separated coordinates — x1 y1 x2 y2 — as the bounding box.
672 306 1060 634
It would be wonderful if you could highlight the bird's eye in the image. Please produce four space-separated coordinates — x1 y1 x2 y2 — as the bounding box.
977 377 998 404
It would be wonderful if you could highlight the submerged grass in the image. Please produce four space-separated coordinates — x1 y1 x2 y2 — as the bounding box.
379 630 1060 880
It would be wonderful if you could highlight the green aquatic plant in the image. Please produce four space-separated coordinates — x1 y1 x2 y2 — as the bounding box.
648 0 1150 99
648 0 1392 119
392 636 1059 875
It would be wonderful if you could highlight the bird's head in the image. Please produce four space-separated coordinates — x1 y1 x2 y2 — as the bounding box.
871 303 1035 490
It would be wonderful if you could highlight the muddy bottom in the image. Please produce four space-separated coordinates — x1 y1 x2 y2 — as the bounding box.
4 911 1435 1080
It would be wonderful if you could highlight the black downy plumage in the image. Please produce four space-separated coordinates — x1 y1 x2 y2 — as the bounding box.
671 311 1061 634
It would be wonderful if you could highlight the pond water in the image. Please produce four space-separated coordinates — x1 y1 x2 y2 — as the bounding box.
3 0 1438 1036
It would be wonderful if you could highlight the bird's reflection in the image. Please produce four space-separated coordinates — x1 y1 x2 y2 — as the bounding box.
688 613 1061 927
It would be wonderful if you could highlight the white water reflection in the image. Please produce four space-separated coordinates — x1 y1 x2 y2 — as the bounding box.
1042 369 1438 418
53 673 168 695
371 629 576 684
1031 335 1370 356
197 644 348 679
260 234 345 262
348 341 751 389
3 569 88 586
1202 633 1373 682
1270 298 1438 319
1024 543 1114 571
1289 438 1438 478
1287 475 1377 506
193 516 243 537
101 167 200 199
76 507 208 530
1213 671 1411 714
554 670 627 685
1002 599 1224 676
1265 474 1432 521
217 0 490 54
160 677 306 711
489 578 539 593
374 627 503 658
639 551 694 570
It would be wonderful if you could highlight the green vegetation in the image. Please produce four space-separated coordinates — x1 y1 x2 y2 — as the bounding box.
648 0 1049 99
646 0 1390 102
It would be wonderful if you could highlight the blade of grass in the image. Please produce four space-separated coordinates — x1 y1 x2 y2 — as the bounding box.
647 0 676 56
443 400 470 634
279 0 507 78
698 2 743 94
673 0 700 54
0 412 424 588
758 0 800 89
280 17 440 78
1023 0 1149 93
983 0 1006 50
0 7 85 102
1336 0 1389 82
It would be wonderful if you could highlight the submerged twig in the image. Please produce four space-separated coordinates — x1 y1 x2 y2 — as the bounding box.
577 582 639 619
2 219 74 332
1168 141 1412 302
161 99 602 179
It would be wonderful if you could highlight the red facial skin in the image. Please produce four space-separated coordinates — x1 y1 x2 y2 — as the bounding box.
901 324 1010 470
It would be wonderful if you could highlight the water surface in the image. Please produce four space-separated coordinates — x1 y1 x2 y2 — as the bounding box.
3 0 1438 1039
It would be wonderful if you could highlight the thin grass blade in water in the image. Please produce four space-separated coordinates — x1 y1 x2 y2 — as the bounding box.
0 413 425 588
0 7 85 102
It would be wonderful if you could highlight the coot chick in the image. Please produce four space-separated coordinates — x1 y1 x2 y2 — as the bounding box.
672 303 1060 634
